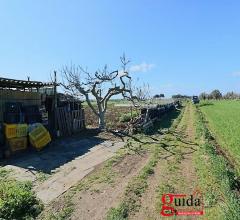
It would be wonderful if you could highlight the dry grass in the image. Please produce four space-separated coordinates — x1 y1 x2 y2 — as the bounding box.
84 104 139 130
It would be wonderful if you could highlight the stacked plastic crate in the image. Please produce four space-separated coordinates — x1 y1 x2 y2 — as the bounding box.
29 124 51 150
23 105 42 124
5 124 28 152
4 103 28 153
3 103 51 154
3 102 22 123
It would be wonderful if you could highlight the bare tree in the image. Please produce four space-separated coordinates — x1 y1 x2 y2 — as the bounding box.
61 54 136 129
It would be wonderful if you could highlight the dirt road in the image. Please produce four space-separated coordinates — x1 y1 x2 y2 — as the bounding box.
129 103 199 220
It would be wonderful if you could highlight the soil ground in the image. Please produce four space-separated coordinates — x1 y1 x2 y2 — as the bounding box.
70 153 150 220
3 103 203 220
38 102 202 220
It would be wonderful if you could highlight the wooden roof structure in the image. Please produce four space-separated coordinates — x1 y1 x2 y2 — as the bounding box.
0 77 58 89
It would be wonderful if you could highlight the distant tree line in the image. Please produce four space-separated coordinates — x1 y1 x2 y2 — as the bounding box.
153 94 165 99
199 90 240 100
172 94 191 99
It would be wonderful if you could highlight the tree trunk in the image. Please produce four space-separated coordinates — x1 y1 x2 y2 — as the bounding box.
98 111 106 129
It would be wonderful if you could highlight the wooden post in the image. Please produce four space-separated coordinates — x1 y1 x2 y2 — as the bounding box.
53 71 57 135
27 76 32 92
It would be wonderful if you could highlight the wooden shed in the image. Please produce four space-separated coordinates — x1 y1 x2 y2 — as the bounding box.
0 76 85 137
0 77 56 124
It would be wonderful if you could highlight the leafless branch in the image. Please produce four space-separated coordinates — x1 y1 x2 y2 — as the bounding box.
61 54 139 129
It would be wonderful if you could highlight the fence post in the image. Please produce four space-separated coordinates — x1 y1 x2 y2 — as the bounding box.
53 71 58 135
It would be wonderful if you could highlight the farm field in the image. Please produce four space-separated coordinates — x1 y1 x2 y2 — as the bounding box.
82 99 174 107
84 98 174 129
199 100 240 174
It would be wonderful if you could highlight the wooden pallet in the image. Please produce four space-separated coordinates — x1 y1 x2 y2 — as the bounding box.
56 107 72 136
56 107 85 136
72 109 85 133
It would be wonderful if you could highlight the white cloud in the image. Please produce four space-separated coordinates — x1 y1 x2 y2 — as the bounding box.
129 62 155 73
231 71 240 77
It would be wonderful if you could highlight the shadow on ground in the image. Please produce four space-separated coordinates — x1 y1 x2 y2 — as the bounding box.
1 109 181 174
153 108 181 131
1 130 107 174
114 107 198 161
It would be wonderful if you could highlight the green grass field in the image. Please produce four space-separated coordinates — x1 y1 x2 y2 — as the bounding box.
199 100 240 174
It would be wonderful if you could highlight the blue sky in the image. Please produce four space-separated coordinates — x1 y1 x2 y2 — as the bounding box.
1 0 240 97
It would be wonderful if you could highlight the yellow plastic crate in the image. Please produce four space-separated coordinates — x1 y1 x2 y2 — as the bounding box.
29 124 48 142
16 124 28 137
30 131 51 150
5 124 17 139
7 137 27 152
